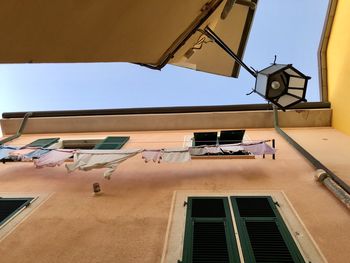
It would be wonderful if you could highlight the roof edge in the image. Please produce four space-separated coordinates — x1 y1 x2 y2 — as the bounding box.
318 0 338 102
2 102 330 119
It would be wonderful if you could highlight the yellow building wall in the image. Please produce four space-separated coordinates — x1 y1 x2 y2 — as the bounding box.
327 0 350 135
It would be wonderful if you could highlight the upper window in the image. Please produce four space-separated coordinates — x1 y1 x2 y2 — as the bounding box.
0 197 33 226
193 130 246 146
61 139 103 150
48 136 130 150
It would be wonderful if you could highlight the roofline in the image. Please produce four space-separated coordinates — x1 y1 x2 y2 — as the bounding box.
2 102 330 119
318 0 338 102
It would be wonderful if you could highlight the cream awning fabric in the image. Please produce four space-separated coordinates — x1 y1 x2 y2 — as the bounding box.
0 0 257 77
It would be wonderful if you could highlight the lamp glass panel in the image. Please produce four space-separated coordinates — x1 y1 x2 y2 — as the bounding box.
277 95 299 107
284 68 300 77
288 89 304 98
288 77 305 88
255 74 268 96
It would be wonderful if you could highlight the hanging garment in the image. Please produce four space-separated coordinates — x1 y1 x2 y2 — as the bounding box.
9 148 37 159
189 147 208 156
0 146 19 160
34 149 74 168
204 146 222 154
66 149 141 179
242 142 275 155
220 145 244 154
142 150 163 163
23 149 51 161
161 148 191 163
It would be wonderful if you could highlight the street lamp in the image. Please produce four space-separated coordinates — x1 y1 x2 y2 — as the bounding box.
202 27 311 110
254 64 310 110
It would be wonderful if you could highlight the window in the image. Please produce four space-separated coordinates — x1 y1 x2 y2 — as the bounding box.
193 130 245 147
0 197 33 226
190 130 252 158
181 196 304 263
52 136 130 150
61 139 103 150
162 191 326 263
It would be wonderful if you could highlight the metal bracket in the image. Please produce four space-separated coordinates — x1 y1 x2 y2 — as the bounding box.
236 0 257 10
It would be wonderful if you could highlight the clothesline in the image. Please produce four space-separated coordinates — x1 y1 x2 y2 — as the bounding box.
4 139 273 146
0 141 276 180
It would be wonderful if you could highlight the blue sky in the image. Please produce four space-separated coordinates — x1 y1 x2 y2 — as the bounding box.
0 0 328 116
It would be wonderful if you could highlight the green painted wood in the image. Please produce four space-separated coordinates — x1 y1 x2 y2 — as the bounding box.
231 196 305 263
25 138 60 148
93 136 129 150
182 197 241 263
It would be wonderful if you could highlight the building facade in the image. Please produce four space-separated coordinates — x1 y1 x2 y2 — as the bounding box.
0 107 349 263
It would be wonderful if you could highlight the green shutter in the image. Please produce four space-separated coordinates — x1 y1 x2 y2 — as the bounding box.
0 198 33 225
25 138 60 148
193 132 218 146
181 197 241 263
231 196 305 263
93 136 129 150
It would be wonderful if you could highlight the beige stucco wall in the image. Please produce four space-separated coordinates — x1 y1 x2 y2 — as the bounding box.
0 129 349 263
285 127 350 186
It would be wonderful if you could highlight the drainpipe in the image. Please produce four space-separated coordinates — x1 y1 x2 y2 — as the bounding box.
273 106 350 208
0 112 32 145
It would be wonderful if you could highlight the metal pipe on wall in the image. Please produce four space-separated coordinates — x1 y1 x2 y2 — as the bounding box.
273 106 350 207
0 112 32 145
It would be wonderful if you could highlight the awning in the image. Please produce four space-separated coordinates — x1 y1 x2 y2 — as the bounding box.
0 0 257 77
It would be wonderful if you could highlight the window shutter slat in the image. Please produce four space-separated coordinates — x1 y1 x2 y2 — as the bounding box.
231 196 305 263
25 138 60 148
193 222 230 263
245 221 294 262
93 136 129 150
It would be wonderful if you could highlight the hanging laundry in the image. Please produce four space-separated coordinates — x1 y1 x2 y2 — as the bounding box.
66 149 141 179
161 148 191 163
242 142 275 155
220 145 244 154
9 148 37 159
142 150 163 163
204 146 222 154
189 147 208 156
23 149 51 161
0 146 19 160
34 149 74 168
